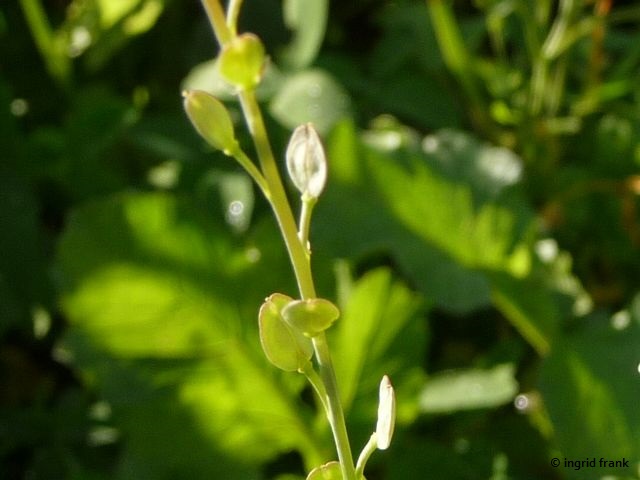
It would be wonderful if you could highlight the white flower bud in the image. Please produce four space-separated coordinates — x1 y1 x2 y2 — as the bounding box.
286 123 327 198
375 375 396 450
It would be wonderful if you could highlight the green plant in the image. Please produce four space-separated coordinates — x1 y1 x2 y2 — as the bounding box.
182 2 395 478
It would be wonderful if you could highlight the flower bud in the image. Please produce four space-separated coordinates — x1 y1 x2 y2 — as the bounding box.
258 293 313 372
218 33 266 90
182 90 238 154
375 375 396 450
281 298 339 337
286 123 327 199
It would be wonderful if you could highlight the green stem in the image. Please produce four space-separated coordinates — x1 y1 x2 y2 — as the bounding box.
237 90 317 299
19 0 69 84
298 194 317 253
312 334 356 480
227 0 244 35
199 4 356 478
301 361 329 416
426 0 496 141
229 147 271 199
237 90 356 480
355 434 378 479
200 0 231 45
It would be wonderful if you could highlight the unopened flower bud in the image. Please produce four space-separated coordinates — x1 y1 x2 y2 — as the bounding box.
218 33 266 90
286 123 327 199
375 375 396 450
182 90 238 154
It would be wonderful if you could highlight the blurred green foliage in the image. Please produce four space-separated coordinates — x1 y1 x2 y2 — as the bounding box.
1 0 640 479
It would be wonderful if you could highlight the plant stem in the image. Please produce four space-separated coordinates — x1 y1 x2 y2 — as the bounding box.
230 147 271 199
355 434 378 479
199 3 356 477
313 333 356 480
298 194 317 251
200 0 231 45
226 0 244 35
426 0 497 141
237 87 357 480
237 90 317 299
19 0 69 85
301 361 330 415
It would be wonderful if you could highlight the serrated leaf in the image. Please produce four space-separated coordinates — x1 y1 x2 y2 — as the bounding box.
313 122 557 352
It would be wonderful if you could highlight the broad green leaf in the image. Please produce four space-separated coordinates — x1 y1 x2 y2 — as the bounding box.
315 121 565 354
419 364 518 414
56 192 320 478
539 310 640 480
331 268 425 419
490 272 559 356
280 0 329 70
315 121 534 314
270 69 351 135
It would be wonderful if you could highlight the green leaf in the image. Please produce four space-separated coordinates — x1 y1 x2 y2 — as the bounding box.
331 268 426 419
259 293 313 371
306 461 342 480
56 192 320 478
280 0 329 70
316 121 534 314
419 364 519 414
539 310 640 479
269 69 351 135
490 272 559 356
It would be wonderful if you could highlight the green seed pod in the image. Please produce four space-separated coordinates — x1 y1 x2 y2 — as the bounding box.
182 90 238 154
218 33 266 90
258 293 313 372
306 461 342 480
282 298 340 337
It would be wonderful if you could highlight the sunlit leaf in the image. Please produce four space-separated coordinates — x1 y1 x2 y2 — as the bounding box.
331 268 426 422
56 192 319 478
316 121 534 314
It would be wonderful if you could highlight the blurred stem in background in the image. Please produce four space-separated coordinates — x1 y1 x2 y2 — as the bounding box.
19 0 70 85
